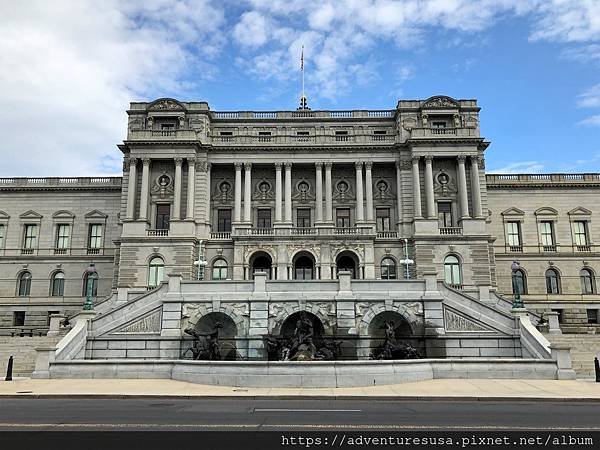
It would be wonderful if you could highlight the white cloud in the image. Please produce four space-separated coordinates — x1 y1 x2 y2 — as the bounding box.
232 11 270 48
0 0 225 177
562 44 600 64
577 84 600 108
578 114 600 127
487 161 546 174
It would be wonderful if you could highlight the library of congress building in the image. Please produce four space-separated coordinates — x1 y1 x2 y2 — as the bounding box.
1 95 599 342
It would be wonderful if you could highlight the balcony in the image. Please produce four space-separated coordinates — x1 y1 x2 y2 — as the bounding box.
210 132 395 146
376 231 398 239
0 177 121 190
20 248 34 255
210 232 232 240
231 226 375 238
147 229 169 237
542 245 557 252
508 245 523 253
439 227 462 235
127 129 199 141
576 244 592 252
86 247 102 255
54 248 68 255
409 127 479 139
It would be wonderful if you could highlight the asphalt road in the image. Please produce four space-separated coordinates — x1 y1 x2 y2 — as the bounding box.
0 398 598 430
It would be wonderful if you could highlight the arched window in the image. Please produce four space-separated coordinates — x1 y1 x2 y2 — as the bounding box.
381 257 397 279
148 257 165 287
545 268 560 294
294 255 314 280
512 269 527 295
82 271 98 296
444 255 462 287
17 271 32 297
51 272 65 297
580 268 596 294
212 258 228 280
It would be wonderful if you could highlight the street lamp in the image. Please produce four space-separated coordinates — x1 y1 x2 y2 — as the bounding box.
82 262 97 311
399 238 414 280
194 255 208 281
511 260 524 309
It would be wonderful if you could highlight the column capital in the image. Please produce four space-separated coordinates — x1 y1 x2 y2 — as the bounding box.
186 157 196 166
457 155 467 164
128 156 138 166
142 157 151 166
315 161 323 169
274 162 283 170
324 161 333 169
234 162 243 170
471 155 483 165
364 161 373 170
423 155 434 163
244 162 252 170
411 155 421 163
174 157 183 166
355 161 364 169
284 162 292 170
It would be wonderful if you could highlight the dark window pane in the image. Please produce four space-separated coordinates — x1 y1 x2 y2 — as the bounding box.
297 208 311 228
257 209 272 228
217 209 232 232
156 204 171 230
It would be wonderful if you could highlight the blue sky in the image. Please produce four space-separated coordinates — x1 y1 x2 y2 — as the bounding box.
1 0 599 176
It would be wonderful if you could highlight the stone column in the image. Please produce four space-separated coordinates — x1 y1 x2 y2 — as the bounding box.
315 162 323 223
139 157 151 220
470 155 483 218
284 162 292 223
411 156 422 219
365 161 374 222
204 162 211 224
325 162 333 223
355 161 364 223
234 162 242 223
244 162 252 223
173 157 183 220
457 155 470 219
126 157 137 219
275 162 283 223
395 160 403 226
424 155 435 219
186 158 195 220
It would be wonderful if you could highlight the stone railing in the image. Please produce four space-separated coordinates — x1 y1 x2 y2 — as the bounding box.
211 133 396 145
211 110 395 120
210 232 232 240
127 129 198 141
0 177 122 189
376 231 398 239
231 226 376 238
486 173 600 187
410 127 479 138
2 247 113 257
147 229 169 237
439 227 462 235
496 243 598 255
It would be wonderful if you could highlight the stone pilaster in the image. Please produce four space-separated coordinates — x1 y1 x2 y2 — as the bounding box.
315 162 323 223
234 162 242 224
324 162 333 223
355 161 364 223
139 157 151 221
186 158 196 220
424 155 435 219
173 157 183 220
243 162 252 223
126 157 137 220
275 162 282 223
457 155 470 219
411 156 422 219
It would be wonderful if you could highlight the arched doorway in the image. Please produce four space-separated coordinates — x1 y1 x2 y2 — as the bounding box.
187 312 238 360
293 252 315 280
249 251 272 279
367 311 422 359
336 250 359 279
280 311 325 338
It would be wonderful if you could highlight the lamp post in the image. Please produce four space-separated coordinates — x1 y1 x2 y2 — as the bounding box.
82 262 97 311
511 260 524 309
400 238 414 280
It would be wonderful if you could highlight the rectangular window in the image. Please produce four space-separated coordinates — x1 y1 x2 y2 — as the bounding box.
257 209 272 228
506 221 521 248
376 208 391 231
88 224 103 249
296 208 311 228
431 121 447 128
219 131 233 136
336 208 351 228
0 224 4 248
160 123 175 130
217 209 232 232
155 204 171 230
539 221 554 248
13 311 25 327
23 224 38 249
437 202 453 228
56 224 70 249
587 309 598 324
573 221 588 246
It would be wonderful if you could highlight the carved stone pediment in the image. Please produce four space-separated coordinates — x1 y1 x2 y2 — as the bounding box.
422 96 459 109
148 98 185 111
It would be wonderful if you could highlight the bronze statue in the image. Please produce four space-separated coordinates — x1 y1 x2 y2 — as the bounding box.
370 321 421 360
183 322 223 360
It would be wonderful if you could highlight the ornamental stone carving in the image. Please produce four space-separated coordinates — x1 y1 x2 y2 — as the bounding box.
401 117 417 131
444 307 491 332
287 243 320 260
244 245 277 261
422 96 459 109
114 309 162 334
331 243 365 261
148 99 184 111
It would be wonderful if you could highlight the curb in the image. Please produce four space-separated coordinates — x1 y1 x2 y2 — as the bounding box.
1 394 600 402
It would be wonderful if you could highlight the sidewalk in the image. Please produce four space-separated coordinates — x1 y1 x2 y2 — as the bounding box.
1 378 600 401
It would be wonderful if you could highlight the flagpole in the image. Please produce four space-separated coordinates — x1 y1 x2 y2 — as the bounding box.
301 45 305 103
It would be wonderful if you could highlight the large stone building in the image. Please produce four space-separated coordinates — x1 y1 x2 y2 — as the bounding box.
0 95 598 349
